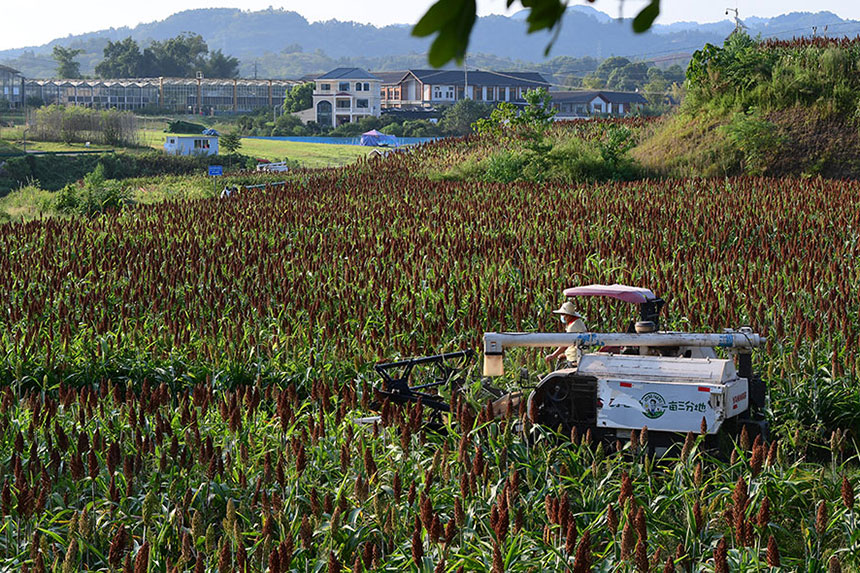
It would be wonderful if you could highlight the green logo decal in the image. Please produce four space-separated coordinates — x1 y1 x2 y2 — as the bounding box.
640 392 666 419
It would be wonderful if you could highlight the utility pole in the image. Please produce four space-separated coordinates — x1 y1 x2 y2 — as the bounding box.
253 61 258 80
464 55 469 101
725 8 743 33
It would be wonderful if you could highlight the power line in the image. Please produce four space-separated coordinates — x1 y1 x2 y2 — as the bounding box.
614 19 860 62
466 18 860 91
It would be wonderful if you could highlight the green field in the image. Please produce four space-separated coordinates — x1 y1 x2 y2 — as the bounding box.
0 139 20 154
0 124 377 169
236 136 375 168
141 129 377 168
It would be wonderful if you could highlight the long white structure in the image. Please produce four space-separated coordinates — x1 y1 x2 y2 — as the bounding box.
22 77 297 113
482 329 764 376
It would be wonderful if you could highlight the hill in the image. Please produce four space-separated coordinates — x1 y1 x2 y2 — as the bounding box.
633 33 860 178
3 7 860 79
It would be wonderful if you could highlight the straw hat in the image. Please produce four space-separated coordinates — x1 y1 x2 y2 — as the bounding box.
552 301 584 319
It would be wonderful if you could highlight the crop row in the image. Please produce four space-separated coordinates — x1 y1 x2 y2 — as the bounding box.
0 376 856 571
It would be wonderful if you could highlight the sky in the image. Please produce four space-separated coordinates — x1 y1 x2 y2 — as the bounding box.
4 0 860 51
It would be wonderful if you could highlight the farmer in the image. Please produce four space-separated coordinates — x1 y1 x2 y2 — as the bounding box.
545 301 587 368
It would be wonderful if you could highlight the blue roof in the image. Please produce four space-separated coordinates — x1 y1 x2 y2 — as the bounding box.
317 68 380 81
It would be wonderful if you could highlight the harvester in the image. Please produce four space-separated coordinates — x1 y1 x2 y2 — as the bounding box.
375 284 768 451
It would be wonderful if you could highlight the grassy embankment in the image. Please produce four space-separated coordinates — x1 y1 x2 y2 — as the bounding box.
405 34 860 182
634 34 860 178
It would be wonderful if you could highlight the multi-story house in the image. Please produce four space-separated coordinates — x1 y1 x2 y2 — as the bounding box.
376 69 550 109
312 68 382 127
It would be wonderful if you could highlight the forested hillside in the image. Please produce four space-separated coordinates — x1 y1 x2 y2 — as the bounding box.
3 7 860 79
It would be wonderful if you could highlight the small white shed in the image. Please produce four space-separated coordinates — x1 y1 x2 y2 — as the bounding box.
164 135 219 156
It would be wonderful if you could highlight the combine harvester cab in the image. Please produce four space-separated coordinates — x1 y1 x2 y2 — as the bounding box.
483 284 768 454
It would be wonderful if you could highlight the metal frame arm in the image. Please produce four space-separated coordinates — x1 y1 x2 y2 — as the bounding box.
482 330 764 376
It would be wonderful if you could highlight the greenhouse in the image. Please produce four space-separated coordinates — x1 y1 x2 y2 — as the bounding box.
22 77 297 113
0 64 24 108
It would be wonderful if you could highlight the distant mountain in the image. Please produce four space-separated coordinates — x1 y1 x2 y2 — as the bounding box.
2 7 858 79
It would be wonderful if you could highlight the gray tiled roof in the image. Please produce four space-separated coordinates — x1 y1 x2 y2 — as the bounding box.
409 69 549 87
550 90 646 104
599 90 648 104
373 71 411 85
374 69 549 87
316 68 381 81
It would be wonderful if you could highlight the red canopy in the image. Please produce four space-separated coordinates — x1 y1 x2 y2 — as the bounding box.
563 284 657 304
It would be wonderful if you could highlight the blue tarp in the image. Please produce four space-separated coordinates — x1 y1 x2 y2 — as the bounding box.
360 129 398 147
202 128 220 136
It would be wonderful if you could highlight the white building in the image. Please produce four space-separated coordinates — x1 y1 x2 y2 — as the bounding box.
164 135 219 156
312 68 382 128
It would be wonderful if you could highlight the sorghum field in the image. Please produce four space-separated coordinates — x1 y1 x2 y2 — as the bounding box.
1 143 860 571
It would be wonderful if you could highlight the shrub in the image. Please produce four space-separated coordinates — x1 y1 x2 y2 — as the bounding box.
481 151 527 183
380 123 405 137
32 105 139 146
55 164 131 216
546 138 611 181
54 184 80 214
220 132 243 154
440 100 494 135
271 113 305 136
401 120 442 138
165 120 206 134
722 109 784 175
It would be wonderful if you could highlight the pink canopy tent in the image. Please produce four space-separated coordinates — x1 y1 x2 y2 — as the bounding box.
563 284 657 304
360 129 398 147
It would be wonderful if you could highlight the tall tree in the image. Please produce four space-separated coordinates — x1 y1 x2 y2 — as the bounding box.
52 46 83 79
142 33 209 77
439 99 493 136
201 50 240 78
96 38 144 78
283 82 313 112
606 62 651 91
220 131 242 154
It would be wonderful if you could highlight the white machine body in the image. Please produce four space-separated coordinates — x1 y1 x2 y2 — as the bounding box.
485 328 762 436
567 354 749 433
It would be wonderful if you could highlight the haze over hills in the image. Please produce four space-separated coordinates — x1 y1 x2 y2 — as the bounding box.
2 6 858 79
